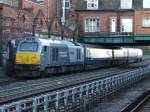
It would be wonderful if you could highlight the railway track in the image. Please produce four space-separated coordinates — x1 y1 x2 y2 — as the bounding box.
138 98 150 112
121 88 150 112
0 66 138 105
0 78 21 86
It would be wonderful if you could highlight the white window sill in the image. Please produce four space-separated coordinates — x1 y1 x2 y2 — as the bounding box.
87 8 98 10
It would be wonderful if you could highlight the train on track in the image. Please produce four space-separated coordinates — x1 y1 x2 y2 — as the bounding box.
13 37 143 77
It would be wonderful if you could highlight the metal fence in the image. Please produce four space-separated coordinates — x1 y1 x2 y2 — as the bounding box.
0 66 150 112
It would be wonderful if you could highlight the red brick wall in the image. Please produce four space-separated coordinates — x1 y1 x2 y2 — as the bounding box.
18 0 23 8
78 11 134 36
134 10 150 35
47 0 56 20
21 0 48 17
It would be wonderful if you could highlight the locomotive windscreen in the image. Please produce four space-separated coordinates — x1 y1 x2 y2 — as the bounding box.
19 42 38 52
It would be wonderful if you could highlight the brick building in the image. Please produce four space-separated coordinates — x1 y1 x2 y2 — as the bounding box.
46 0 78 41
134 10 150 35
20 0 48 37
0 3 18 44
75 0 150 42
134 0 150 35
1 0 150 44
0 0 48 45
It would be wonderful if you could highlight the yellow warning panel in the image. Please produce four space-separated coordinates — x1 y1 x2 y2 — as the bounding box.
16 53 40 65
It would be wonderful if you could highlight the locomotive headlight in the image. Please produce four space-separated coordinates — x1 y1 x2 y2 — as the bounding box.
16 59 21 64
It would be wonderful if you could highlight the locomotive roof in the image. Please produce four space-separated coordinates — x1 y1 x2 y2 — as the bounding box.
24 37 82 47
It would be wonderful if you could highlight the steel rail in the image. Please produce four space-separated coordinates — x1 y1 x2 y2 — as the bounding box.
0 79 19 85
121 88 150 112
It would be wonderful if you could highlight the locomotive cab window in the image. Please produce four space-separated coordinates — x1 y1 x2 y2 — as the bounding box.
19 42 38 52
43 46 47 52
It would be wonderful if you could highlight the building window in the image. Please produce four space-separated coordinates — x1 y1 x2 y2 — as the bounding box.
85 18 100 32
65 0 70 9
121 0 132 9
87 0 98 10
121 18 133 32
36 0 44 3
143 0 150 8
0 0 18 6
110 17 117 32
143 18 150 27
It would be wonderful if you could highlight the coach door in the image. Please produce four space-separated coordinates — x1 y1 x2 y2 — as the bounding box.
41 46 48 70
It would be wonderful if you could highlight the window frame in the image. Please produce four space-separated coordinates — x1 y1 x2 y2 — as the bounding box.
143 0 150 8
120 18 133 32
65 0 70 9
120 0 133 9
84 17 100 32
142 18 150 27
87 0 99 10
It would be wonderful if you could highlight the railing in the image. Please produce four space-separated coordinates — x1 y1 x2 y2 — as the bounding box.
79 32 134 37
0 66 150 112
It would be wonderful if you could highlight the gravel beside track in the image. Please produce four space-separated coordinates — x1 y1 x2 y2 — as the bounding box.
138 100 150 112
0 67 21 86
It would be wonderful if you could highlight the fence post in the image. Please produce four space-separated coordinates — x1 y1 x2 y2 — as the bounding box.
44 96 48 112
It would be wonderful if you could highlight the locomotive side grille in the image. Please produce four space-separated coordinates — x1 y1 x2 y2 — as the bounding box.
16 53 40 65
